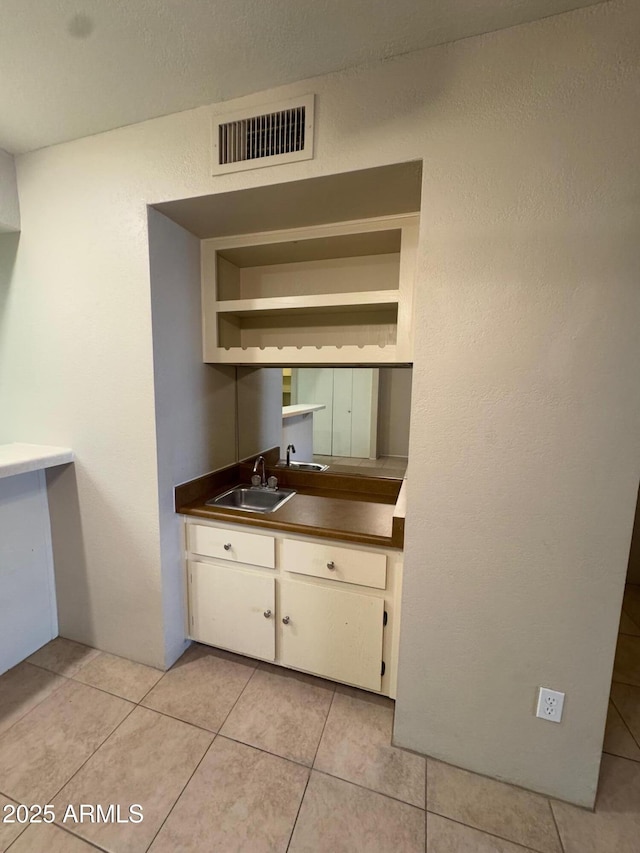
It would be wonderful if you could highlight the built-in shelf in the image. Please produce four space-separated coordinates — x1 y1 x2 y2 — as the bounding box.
201 214 418 365
216 289 400 317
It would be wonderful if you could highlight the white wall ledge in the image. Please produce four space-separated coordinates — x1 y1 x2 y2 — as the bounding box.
282 403 326 419
0 443 74 479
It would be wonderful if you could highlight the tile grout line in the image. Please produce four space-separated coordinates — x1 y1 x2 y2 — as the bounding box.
44 822 110 852
64 647 164 706
3 821 109 853
71 676 161 706
285 685 336 852
548 797 567 853
134 660 171 708
1 707 132 853
139 648 284 851
43 702 139 837
312 768 426 812
310 683 337 768
142 733 218 852
7 644 609 852
284 773 312 853
610 676 640 690
136 705 219 738
0 654 140 848
214 731 312 770
27 656 97 681
0 798 29 853
602 746 640 763
598 750 640 768
215 659 262 733
619 604 640 636
609 693 640 753
141 690 428 810
0 662 71 739
425 805 562 853
142 650 263 850
29 660 152 706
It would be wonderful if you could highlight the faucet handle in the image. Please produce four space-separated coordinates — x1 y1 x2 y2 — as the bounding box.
267 476 278 490
250 474 261 487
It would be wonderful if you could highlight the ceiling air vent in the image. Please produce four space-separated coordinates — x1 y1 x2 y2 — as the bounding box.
212 94 315 175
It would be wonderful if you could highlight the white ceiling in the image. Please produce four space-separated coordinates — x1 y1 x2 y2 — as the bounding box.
0 0 604 154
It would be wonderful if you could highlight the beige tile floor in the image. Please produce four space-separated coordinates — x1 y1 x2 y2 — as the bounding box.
1 586 639 851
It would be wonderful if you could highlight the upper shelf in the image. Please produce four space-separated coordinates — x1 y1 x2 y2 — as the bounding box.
216 229 401 268
201 214 419 365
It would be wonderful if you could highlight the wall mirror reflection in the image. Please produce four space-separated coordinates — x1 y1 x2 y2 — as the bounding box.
281 367 411 478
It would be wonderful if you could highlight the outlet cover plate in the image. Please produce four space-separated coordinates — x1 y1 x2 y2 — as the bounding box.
536 687 565 723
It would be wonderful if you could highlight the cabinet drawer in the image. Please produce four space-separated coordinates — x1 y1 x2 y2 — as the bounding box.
281 538 386 589
188 524 275 568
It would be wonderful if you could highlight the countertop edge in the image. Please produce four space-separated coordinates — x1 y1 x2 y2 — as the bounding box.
0 443 74 480
179 504 400 550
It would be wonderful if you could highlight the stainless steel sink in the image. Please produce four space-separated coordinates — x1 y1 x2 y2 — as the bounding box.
205 485 296 514
276 461 329 472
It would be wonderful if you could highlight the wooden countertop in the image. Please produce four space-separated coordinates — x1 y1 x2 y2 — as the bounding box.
175 456 404 549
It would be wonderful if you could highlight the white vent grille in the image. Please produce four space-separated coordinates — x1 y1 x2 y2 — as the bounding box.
212 95 314 175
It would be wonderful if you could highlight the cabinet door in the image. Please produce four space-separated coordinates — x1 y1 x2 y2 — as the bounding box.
189 561 275 661
279 580 384 691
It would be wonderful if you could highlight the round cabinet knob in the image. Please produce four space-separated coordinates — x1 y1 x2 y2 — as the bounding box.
326 561 336 570
282 616 290 625
223 543 232 551
263 610 272 619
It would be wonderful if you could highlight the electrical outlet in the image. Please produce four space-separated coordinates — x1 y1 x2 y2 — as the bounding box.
536 688 565 723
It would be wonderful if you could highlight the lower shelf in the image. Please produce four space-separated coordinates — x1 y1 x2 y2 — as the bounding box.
204 344 408 365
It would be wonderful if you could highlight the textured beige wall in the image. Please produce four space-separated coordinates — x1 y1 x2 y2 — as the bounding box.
0 0 637 805
394 1 640 807
0 148 20 231
377 368 412 457
237 368 283 461
148 209 237 665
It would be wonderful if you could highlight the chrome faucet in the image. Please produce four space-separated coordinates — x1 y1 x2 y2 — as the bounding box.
252 455 267 487
286 444 296 467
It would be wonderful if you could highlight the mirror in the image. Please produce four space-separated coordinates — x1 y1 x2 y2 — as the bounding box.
234 366 412 479
281 367 411 477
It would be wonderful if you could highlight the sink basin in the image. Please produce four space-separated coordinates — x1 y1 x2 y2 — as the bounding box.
277 461 329 472
205 485 296 514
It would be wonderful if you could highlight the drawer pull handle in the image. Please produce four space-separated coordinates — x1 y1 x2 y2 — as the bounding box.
223 543 232 551
282 616 290 625
327 561 336 570
263 610 272 619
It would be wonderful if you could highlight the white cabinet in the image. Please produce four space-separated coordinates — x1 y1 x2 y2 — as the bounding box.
189 561 276 661
201 215 419 365
279 580 384 691
184 518 403 697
